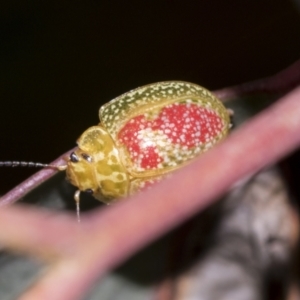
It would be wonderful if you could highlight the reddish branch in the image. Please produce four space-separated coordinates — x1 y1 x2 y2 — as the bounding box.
214 58 300 100
0 149 74 207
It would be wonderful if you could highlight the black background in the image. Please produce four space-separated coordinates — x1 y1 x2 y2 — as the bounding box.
1 0 300 194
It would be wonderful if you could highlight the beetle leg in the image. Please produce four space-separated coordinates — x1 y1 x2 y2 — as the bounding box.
74 190 81 223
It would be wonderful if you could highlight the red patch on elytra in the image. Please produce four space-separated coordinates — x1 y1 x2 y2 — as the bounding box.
118 104 223 170
140 146 163 169
153 105 222 147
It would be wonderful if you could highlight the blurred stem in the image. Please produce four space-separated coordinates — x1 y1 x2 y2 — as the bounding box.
0 86 300 299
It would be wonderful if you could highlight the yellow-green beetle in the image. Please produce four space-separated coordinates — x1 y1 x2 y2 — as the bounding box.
0 81 230 208
65 81 230 204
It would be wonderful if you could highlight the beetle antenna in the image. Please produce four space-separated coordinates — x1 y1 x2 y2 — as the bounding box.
0 161 67 171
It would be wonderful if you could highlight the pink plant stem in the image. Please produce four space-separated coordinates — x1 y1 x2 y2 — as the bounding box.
0 149 75 207
214 59 300 100
0 86 299 300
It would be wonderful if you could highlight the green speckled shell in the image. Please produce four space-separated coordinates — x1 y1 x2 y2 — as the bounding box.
99 81 229 139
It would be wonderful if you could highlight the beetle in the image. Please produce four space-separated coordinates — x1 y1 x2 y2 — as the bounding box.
0 81 231 207
65 81 231 204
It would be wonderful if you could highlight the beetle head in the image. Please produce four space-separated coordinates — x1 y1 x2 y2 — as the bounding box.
66 126 129 203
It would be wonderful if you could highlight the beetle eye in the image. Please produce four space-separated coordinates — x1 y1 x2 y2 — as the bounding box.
85 189 94 195
81 153 92 163
70 152 79 163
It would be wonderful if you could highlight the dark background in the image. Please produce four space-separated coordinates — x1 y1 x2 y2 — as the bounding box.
1 0 300 194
